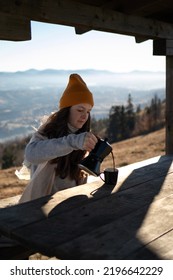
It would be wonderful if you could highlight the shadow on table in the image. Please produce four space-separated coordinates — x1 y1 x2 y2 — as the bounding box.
48 155 173 260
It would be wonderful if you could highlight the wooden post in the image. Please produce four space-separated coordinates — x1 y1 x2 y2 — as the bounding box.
153 39 173 155
166 56 173 154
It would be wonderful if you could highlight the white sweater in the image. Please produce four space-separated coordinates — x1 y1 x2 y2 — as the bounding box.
19 130 88 203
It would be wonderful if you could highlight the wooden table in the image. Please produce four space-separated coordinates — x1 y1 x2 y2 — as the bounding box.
0 155 173 260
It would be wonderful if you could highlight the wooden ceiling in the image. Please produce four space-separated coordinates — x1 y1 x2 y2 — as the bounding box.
1 0 173 42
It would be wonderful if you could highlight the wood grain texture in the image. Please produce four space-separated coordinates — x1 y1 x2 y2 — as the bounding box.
0 155 173 259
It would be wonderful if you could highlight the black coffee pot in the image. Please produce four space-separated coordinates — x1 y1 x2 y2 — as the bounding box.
78 138 112 176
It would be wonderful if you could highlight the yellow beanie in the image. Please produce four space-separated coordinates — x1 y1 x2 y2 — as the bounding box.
59 74 94 109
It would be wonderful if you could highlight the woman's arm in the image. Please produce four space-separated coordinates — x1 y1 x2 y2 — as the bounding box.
25 131 88 164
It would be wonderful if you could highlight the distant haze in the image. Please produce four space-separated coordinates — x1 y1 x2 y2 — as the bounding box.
0 69 165 142
0 68 165 90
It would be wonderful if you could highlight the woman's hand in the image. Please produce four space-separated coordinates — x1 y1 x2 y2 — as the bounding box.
83 132 98 152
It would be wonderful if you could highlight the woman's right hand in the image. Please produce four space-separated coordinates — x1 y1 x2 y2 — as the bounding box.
83 132 98 152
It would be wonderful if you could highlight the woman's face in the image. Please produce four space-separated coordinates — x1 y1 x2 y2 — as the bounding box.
69 103 92 129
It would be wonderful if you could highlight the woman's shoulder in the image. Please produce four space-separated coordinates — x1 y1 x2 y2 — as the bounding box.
30 129 48 142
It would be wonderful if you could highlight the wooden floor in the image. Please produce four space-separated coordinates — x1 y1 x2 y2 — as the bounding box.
0 155 173 259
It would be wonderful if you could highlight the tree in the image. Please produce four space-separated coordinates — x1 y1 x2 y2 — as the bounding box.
150 94 162 129
107 105 126 143
91 116 109 138
125 93 136 137
145 94 162 132
107 94 136 143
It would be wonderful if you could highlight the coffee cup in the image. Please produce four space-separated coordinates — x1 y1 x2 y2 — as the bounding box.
100 168 118 185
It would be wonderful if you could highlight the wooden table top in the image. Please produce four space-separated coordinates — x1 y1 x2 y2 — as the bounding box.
0 155 173 260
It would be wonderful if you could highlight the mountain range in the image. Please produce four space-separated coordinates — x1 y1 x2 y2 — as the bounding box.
0 69 165 142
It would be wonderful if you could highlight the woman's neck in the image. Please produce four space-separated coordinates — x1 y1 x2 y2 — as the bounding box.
68 123 78 133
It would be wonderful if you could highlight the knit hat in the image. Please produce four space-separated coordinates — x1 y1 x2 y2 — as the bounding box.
59 74 94 109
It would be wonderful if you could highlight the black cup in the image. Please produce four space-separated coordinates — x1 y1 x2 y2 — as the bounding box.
100 168 118 185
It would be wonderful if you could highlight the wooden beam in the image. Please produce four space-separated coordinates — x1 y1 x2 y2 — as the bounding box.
153 39 166 55
75 26 91 35
166 56 173 154
166 40 173 56
0 12 31 41
153 40 173 155
153 39 173 55
135 36 150 43
1 0 173 40
120 0 163 16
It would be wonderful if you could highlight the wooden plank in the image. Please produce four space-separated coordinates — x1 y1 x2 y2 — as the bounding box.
0 155 172 258
30 155 172 218
114 155 173 192
0 12 31 41
0 156 171 232
0 195 51 236
0 155 172 234
128 229 173 260
53 194 173 259
1 0 173 39
9 172 173 258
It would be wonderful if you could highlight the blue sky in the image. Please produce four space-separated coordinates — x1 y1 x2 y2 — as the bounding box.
0 21 165 73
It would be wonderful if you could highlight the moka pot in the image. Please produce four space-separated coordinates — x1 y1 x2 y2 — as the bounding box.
78 138 112 176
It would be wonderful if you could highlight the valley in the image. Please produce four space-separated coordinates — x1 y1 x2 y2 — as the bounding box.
0 69 165 142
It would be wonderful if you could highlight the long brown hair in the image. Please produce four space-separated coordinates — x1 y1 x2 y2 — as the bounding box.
40 107 90 183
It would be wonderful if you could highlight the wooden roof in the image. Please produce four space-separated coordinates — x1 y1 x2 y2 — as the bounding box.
1 0 173 42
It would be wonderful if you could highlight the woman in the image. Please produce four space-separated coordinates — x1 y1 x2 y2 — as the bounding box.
19 73 98 203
